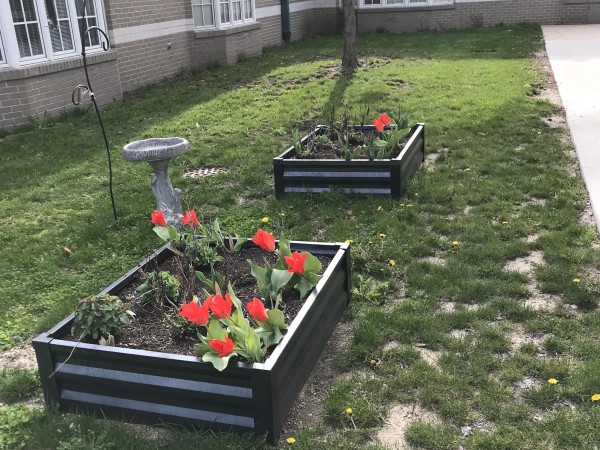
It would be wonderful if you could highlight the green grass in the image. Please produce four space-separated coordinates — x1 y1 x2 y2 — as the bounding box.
1 24 599 448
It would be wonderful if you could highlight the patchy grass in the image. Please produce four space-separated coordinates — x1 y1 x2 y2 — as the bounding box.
1 24 599 448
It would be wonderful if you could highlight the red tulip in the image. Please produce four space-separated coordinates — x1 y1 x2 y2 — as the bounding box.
151 210 167 227
251 229 276 252
181 210 199 228
206 293 233 319
373 118 384 133
180 299 210 326
379 113 392 126
247 297 268 322
208 336 235 358
285 251 307 275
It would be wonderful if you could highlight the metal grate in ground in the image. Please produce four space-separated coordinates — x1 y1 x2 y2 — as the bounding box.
183 167 229 178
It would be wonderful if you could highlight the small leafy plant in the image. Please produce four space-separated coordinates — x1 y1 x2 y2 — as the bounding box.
136 270 181 303
71 294 135 341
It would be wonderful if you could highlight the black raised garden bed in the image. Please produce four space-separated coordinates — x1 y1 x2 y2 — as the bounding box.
33 240 351 444
273 123 425 198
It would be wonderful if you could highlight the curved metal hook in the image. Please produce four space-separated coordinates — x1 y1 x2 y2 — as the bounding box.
71 84 89 105
84 26 110 52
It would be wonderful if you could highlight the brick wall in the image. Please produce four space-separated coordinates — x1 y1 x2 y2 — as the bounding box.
0 53 121 129
103 0 191 31
357 0 595 34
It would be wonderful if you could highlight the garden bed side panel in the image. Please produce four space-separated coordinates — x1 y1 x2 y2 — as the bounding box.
273 124 425 198
33 242 350 444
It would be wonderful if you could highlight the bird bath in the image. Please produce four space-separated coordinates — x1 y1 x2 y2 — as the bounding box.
123 137 189 222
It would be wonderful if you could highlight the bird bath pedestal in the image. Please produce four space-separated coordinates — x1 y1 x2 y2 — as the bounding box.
123 138 188 222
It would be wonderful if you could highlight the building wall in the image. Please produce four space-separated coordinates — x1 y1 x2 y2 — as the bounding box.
0 53 121 129
357 0 597 34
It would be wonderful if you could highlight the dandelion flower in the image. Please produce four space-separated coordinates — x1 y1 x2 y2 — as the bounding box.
452 241 459 246
406 204 413 207
379 233 386 238
370 359 377 365
501 221 509 224
345 239 354 244
346 408 353 415
279 213 286 217
286 437 296 445
464 167 471 172
377 206 383 211
573 278 581 283
548 378 558 385
591 394 600 402
389 259 396 267
261 217 269 223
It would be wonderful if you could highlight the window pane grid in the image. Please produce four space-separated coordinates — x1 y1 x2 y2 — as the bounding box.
47 0 74 52
10 0 45 58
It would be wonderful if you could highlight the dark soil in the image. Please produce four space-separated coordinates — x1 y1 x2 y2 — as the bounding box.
293 126 408 160
64 246 331 357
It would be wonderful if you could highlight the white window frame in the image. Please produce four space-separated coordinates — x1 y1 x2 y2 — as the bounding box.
0 0 107 69
192 0 255 30
359 0 453 8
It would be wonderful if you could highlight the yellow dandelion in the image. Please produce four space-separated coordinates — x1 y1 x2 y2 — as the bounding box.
548 378 558 385
452 241 459 246
591 394 600 402
389 259 396 267
261 217 269 223
406 204 413 207
464 167 471 172
368 241 373 245
573 278 581 283
370 359 377 365
345 239 354 244
379 233 386 238
501 221 509 224
279 213 286 217
346 408 353 415
400 203 405 207
286 437 296 445
377 206 383 211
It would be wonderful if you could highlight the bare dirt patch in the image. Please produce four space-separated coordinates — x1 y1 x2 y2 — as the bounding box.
377 404 441 450
420 255 446 266
508 324 548 354
534 49 563 107
281 319 354 438
0 345 37 371
504 251 544 274
417 346 441 369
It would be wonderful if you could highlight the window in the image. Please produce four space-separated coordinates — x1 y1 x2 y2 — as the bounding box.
360 0 452 7
192 0 254 29
192 0 214 27
0 0 106 68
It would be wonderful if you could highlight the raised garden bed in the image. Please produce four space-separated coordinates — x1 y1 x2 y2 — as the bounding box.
33 240 351 444
273 123 425 198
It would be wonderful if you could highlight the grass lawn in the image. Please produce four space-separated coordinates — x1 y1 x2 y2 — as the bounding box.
1 24 600 449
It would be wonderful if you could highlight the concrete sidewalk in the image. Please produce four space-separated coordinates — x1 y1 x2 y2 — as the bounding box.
543 25 600 231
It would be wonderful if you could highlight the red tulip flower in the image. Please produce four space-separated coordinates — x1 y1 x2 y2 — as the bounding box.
181 210 199 228
252 229 276 252
151 210 167 227
206 293 233 319
285 251 307 275
208 336 235 358
247 297 268 322
373 118 384 133
379 113 392 127
180 299 210 326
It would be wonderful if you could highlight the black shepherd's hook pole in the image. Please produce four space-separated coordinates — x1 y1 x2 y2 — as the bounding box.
72 0 117 220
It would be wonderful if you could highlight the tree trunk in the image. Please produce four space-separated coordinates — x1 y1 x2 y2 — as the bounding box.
342 0 358 71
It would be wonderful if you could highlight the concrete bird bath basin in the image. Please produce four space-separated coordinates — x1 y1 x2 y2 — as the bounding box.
123 137 189 222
